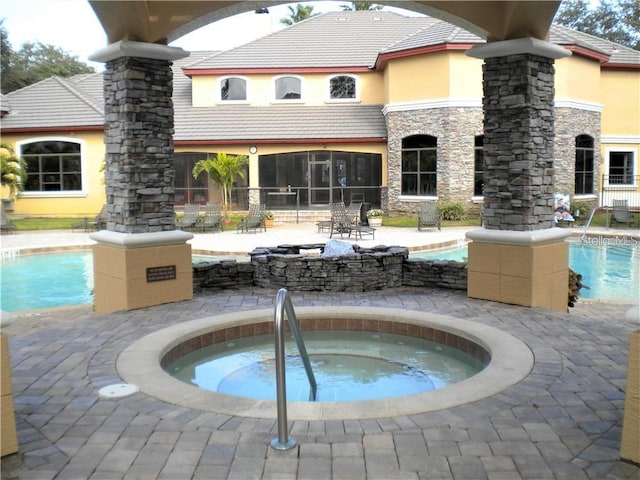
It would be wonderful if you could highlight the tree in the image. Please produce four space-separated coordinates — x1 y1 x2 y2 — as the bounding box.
1 25 95 94
280 4 318 26
0 143 27 199
555 0 639 50
192 153 248 218
340 2 382 11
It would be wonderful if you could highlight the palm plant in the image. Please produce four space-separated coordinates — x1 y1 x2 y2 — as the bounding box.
341 2 382 11
279 4 317 26
193 152 248 218
1 143 27 199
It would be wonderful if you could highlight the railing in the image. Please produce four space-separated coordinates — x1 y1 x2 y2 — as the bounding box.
600 174 640 210
271 288 317 451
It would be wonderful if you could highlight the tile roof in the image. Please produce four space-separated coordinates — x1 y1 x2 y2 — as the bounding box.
2 11 637 138
174 104 387 141
186 11 433 69
2 75 104 129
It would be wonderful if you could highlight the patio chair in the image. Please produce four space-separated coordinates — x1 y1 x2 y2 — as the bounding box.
71 204 108 232
417 201 441 231
237 203 265 234
176 204 200 231
0 213 16 234
611 199 635 227
199 203 223 232
330 202 362 239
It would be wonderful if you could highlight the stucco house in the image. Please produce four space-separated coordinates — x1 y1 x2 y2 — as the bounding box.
1 10 639 219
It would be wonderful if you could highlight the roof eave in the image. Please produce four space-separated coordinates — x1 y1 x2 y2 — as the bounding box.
374 43 477 70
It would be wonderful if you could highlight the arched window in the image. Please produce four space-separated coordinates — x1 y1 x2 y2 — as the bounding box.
220 77 247 101
474 135 484 196
574 134 594 195
20 139 83 193
401 135 437 196
329 75 356 100
274 76 302 100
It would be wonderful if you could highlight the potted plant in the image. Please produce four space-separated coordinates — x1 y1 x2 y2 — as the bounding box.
263 210 274 228
366 208 384 226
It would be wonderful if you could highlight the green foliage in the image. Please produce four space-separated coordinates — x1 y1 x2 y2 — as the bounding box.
1 22 95 94
12 217 78 230
437 201 467 221
1 143 27 198
555 0 639 50
193 153 248 216
280 4 318 26
570 200 592 218
341 2 383 11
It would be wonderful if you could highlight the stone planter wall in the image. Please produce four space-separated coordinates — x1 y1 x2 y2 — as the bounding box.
193 260 254 294
402 258 467 290
193 244 468 293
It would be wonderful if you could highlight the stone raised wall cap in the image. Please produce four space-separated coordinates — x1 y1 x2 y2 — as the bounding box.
89 40 190 63
465 227 571 246
467 37 571 59
90 230 193 247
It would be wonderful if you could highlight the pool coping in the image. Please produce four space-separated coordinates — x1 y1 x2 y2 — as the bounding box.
117 306 534 421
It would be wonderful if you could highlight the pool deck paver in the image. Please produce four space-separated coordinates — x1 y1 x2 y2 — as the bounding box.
1 227 639 479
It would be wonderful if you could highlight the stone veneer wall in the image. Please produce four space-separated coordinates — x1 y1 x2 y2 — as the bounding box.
554 108 602 198
103 57 176 233
482 54 556 231
192 247 467 293
385 107 483 216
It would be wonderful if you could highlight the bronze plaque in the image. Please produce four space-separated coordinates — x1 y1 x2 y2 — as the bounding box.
146 265 176 282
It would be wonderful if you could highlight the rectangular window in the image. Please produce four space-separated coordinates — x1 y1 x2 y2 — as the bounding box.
22 141 82 192
608 151 634 185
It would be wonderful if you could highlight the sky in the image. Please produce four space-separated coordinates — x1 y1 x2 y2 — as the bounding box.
2 1 419 71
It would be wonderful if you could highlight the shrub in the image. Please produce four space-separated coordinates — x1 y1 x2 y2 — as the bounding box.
437 201 467 221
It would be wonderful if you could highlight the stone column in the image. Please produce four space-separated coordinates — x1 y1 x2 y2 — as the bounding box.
89 41 194 314
466 38 572 312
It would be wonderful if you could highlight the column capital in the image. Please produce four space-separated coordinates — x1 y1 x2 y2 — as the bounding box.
467 37 571 60
89 40 189 63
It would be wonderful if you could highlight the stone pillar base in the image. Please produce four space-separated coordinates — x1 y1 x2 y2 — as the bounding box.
90 231 194 315
466 228 571 312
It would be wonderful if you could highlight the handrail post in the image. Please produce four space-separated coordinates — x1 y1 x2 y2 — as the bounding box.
270 288 317 450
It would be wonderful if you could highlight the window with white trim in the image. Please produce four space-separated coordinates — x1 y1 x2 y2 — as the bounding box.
21 140 83 192
274 76 302 100
328 75 356 100
401 135 437 196
220 77 247 102
608 150 635 185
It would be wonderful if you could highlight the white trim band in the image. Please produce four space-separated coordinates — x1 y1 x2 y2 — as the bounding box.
467 37 571 60
90 230 194 248
466 227 572 246
90 40 190 63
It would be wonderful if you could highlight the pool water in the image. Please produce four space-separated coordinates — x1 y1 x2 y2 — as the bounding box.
411 240 640 301
166 330 485 402
1 251 94 312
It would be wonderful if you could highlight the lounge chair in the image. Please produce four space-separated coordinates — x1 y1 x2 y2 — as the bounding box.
611 199 635 227
237 203 265 234
199 203 223 232
417 201 441 231
0 213 16 234
72 204 108 232
176 204 200 230
553 194 574 227
330 202 362 239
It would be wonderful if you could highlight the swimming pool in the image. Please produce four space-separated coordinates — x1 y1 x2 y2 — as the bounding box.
0 251 246 313
411 238 640 301
1 239 637 312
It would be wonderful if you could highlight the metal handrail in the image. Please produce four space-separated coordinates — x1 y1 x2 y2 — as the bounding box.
271 288 317 450
581 206 608 240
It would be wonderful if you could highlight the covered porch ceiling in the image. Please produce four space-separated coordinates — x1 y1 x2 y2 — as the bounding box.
88 0 561 46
